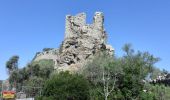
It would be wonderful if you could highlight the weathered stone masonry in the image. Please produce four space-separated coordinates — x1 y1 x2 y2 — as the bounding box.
33 12 114 72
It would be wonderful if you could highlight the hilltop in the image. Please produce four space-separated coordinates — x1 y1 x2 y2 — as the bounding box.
33 12 114 72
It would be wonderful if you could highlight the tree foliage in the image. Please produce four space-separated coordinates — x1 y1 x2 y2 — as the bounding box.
117 44 160 99
81 44 160 100
41 71 90 100
8 59 54 94
6 44 165 100
81 52 122 100
6 55 19 74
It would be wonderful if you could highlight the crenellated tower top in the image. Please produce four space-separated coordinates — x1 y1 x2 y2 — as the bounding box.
64 12 104 39
65 13 86 38
93 12 104 30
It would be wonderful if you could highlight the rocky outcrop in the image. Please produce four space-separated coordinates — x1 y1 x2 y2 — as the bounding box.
34 49 59 61
33 12 114 72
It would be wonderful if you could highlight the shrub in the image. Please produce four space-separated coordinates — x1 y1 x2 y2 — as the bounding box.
41 71 90 100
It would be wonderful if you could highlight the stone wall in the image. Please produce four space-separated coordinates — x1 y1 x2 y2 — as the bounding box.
33 49 59 62
33 12 114 72
65 13 86 39
56 12 114 71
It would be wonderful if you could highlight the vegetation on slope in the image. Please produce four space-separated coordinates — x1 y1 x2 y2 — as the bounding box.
37 71 90 100
5 59 54 97
5 44 170 100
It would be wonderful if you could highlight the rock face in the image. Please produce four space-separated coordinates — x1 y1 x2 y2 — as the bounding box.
33 12 114 72
34 49 59 62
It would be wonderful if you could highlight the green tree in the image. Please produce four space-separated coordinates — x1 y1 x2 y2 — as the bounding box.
41 71 90 100
81 52 122 100
118 44 160 99
81 44 160 100
6 55 19 74
150 67 162 80
32 59 54 79
8 59 54 93
23 76 44 97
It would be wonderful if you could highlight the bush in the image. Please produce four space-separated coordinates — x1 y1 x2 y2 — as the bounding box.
41 71 90 100
36 96 55 100
139 92 155 100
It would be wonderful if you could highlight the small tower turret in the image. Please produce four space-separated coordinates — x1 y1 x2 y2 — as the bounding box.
73 13 86 27
93 12 104 30
65 13 86 39
65 15 72 39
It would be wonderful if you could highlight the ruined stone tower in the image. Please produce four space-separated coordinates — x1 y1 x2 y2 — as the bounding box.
64 12 105 42
65 13 86 39
33 12 114 72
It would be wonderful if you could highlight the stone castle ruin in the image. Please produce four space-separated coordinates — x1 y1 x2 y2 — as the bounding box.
34 12 114 72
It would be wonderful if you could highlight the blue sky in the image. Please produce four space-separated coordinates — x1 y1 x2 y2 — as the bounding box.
0 0 170 80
